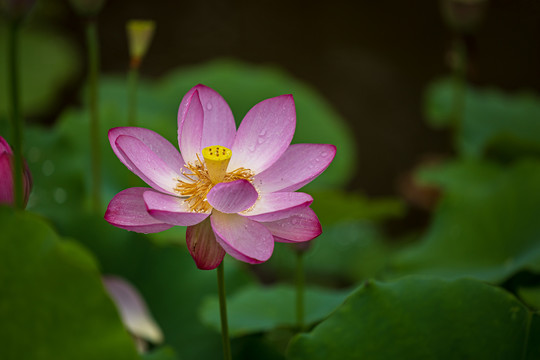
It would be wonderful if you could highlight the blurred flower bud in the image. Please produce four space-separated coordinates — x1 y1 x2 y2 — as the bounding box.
103 276 163 353
126 20 156 69
440 0 488 33
68 0 105 17
0 135 32 207
0 0 36 20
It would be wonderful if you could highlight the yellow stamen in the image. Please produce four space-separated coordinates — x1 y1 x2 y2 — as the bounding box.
174 146 255 213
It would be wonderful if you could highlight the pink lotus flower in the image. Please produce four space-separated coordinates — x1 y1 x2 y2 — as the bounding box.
0 135 32 207
105 85 336 270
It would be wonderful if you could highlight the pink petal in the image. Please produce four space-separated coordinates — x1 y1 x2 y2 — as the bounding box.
178 84 237 151
206 179 258 213
179 90 204 164
103 276 164 343
114 134 183 195
105 188 173 233
186 218 226 270
210 212 274 264
228 95 296 174
143 190 209 226
261 207 322 243
241 192 313 222
253 144 337 193
0 152 14 204
109 127 185 175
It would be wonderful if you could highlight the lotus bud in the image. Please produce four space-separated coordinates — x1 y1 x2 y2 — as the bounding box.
0 136 32 207
126 20 156 69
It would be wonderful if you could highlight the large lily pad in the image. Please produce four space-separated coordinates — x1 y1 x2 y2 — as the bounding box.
392 159 540 283
0 207 140 360
287 276 540 360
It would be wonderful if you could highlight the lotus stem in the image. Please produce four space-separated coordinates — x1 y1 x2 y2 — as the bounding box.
85 19 102 213
217 262 232 360
127 67 139 126
8 19 24 209
296 251 305 330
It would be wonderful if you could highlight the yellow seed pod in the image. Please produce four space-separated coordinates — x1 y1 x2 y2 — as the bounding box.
202 145 232 184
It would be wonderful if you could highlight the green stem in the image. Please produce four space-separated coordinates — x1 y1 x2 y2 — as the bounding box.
8 19 24 209
296 251 305 330
127 67 139 126
217 262 232 360
86 19 101 213
451 37 467 152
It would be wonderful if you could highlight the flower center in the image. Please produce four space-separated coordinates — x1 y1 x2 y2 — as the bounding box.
174 145 254 212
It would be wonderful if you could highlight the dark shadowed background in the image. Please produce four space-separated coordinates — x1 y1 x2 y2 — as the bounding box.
17 0 540 196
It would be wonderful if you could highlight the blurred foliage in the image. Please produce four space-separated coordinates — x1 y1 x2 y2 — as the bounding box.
287 276 540 360
391 159 540 282
0 207 140 360
518 286 540 312
200 284 350 337
263 221 397 285
424 77 540 159
0 23 80 118
310 190 404 226
141 347 178 360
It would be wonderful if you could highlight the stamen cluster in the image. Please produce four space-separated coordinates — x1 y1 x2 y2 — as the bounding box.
175 155 254 213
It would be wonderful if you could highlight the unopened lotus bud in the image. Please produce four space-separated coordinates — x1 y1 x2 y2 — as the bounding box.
127 20 156 69
440 0 488 33
69 0 105 17
0 0 36 20
0 135 32 207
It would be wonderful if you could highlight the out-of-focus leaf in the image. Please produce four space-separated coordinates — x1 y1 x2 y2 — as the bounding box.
310 190 404 226
392 159 540 283
424 77 540 158
200 284 350 337
265 221 395 285
0 207 140 360
142 347 178 360
0 24 80 117
518 286 540 311
287 276 540 360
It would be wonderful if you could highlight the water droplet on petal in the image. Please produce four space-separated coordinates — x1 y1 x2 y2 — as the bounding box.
248 143 256 152
291 218 299 225
206 102 213 110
